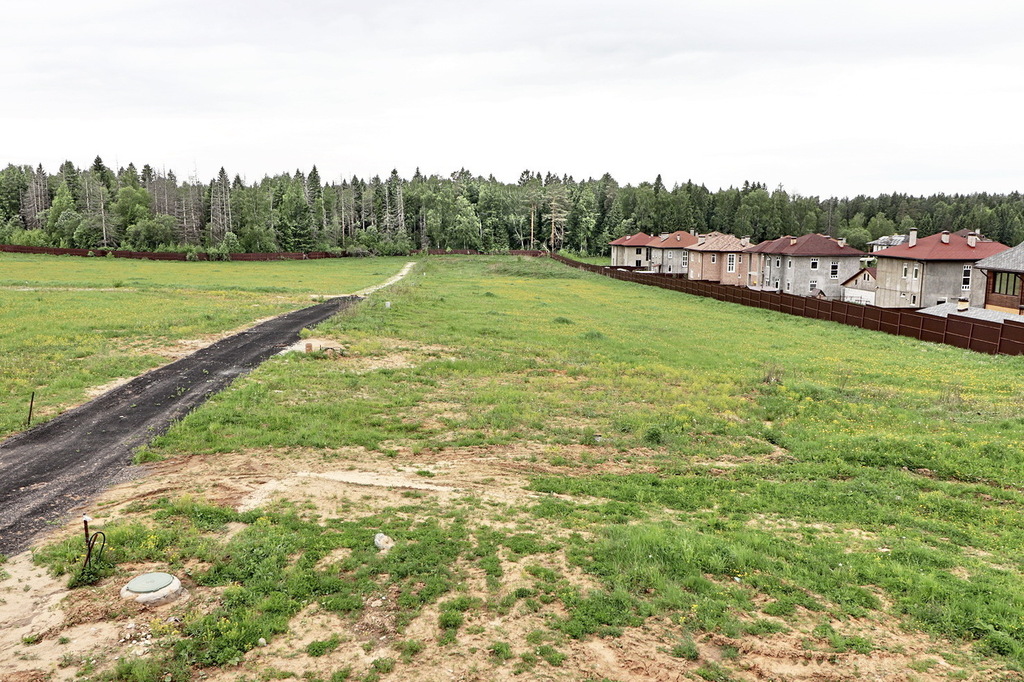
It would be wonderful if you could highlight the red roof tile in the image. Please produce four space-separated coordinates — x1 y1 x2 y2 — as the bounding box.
609 232 653 247
874 232 1009 261
744 234 864 257
650 231 698 248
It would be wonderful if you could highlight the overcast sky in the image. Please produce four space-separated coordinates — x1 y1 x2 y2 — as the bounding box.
3 0 1023 197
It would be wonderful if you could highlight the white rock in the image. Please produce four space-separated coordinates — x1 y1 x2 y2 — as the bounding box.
258 637 267 647
374 533 395 553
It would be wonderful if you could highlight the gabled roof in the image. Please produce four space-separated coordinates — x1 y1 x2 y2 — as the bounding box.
840 267 877 287
744 233 865 257
975 241 1024 274
609 232 652 247
650 230 699 249
874 231 1008 261
687 232 750 252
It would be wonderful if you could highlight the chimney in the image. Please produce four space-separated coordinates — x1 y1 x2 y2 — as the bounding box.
660 233 669 238
908 228 917 247
789 236 797 246
837 237 847 247
690 229 696 236
698 234 706 245
940 231 950 244
967 232 978 248
740 236 750 247
957 298 969 312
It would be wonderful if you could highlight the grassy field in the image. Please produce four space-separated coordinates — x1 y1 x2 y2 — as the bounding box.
18 255 1024 681
0 253 410 438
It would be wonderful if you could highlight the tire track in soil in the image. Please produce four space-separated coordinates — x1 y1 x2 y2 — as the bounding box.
0 296 359 557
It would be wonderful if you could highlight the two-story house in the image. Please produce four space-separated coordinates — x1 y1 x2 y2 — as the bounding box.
647 230 699 275
975 240 1024 316
685 232 752 286
609 232 654 268
840 267 878 305
745 234 866 299
873 229 1009 308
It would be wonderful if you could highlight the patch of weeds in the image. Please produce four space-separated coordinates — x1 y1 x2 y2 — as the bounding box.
741 618 787 635
908 658 939 672
260 668 298 680
21 633 41 645
671 639 699 660
490 640 514 663
133 447 165 464
552 316 574 324
581 330 605 340
695 662 736 681
641 425 664 446
110 654 191 682
513 652 538 674
329 669 352 682
395 639 424 663
811 623 874 654
536 644 566 666
306 634 341 657
414 470 435 478
370 657 395 673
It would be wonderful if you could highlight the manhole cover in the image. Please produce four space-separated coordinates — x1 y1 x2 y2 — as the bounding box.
125 572 175 594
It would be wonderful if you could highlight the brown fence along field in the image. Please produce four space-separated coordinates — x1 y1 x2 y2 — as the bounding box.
551 253 1024 357
0 244 340 261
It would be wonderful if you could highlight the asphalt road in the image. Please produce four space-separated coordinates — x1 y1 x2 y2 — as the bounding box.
0 296 358 556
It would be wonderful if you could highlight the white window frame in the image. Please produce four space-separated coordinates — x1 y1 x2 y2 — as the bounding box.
681 252 688 266
727 253 736 273
787 259 793 269
785 281 791 291
711 254 717 264
830 261 840 280
912 264 919 280
902 263 909 278
810 258 819 270
809 279 818 292
667 251 673 259
962 264 972 290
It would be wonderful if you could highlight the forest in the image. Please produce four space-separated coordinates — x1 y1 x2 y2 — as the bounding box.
2 157 1023 256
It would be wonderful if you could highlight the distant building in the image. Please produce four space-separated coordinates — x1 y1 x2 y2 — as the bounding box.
975 240 1024 316
745 234 866 299
840 267 878 305
608 233 654 268
867 234 910 252
873 229 1009 308
647 230 699 275
685 232 752 286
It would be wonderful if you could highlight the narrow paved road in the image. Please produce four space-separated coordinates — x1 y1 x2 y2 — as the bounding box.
0 296 358 556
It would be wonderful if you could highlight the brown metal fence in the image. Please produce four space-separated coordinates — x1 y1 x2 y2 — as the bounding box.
550 254 1024 357
0 244 341 261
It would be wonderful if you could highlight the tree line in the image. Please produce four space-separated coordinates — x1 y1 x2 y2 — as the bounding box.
1 158 1023 256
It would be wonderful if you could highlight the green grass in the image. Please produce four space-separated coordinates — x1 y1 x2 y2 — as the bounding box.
0 253 410 437
32 255 1024 676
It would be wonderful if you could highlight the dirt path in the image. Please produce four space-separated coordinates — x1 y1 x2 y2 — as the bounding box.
0 296 359 557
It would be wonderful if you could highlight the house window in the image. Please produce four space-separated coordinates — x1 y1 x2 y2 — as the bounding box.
711 254 717 264
785 281 791 291
809 279 818 292
681 252 688 266
667 266 672 273
993 272 1022 296
636 248 642 255
862 273 870 282
912 295 917 305
737 254 743 264
727 254 736 273
962 264 972 290
902 263 909 278
912 264 919 280
774 280 779 289
787 259 793 269
830 261 839 279
775 257 781 268
635 260 641 267
667 252 673 259
810 258 819 270
646 248 651 259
